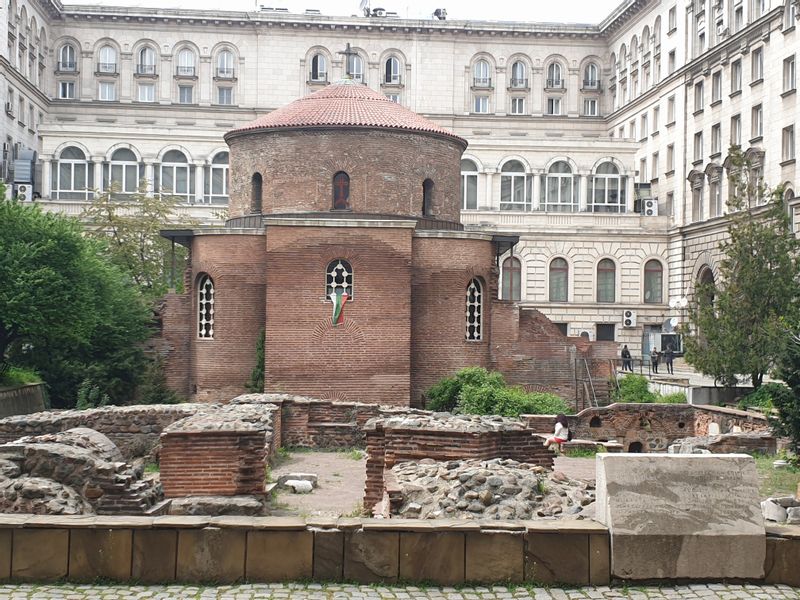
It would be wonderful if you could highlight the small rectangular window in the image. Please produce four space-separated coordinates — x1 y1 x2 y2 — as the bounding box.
58 81 75 99
629 119 636 140
667 95 676 123
640 114 648 138
712 71 722 102
553 323 569 336
731 114 742 145
217 87 233 105
694 131 704 162
694 81 704 111
667 144 675 171
137 83 155 102
98 81 115 101
784 125 796 161
751 47 764 81
583 98 598 116
639 158 648 182
751 104 763 138
511 97 525 115
178 85 193 104
385 93 400 103
734 6 743 31
652 152 659 178
546 97 561 115
668 6 677 31
668 50 676 74
784 56 796 92
731 59 742 92
711 123 722 154
596 324 615 342
473 95 489 113
653 106 660 132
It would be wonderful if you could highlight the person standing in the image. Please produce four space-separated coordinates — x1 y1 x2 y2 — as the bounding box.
621 344 632 371
650 347 660 374
664 344 674 374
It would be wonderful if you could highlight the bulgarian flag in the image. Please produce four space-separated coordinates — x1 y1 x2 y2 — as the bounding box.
330 291 349 326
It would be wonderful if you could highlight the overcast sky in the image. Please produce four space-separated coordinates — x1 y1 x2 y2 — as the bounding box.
61 0 623 24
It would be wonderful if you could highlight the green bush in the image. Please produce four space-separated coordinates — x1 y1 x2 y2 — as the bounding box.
612 374 658 403
658 392 688 404
737 382 785 411
245 329 265 393
0 366 40 388
76 379 110 410
426 367 504 412
427 367 571 417
136 355 180 405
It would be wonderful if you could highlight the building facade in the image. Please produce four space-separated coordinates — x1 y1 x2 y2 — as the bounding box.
2 0 798 361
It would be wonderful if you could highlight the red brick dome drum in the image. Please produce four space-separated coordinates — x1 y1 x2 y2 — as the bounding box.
224 80 467 221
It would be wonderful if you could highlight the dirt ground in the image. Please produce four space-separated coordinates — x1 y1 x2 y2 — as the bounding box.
269 450 367 517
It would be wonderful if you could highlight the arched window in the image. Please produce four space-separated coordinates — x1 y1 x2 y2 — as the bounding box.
546 62 563 88
549 258 568 302
54 146 92 200
384 56 401 84
510 61 527 88
104 148 140 194
597 258 616 303
216 49 234 78
422 179 434 216
590 162 626 213
619 44 628 71
58 43 76 71
466 278 483 341
584 63 599 88
98 45 117 73
785 187 796 201
251 172 263 213
207 152 229 205
630 36 639 61
158 149 192 200
697 266 716 307
176 48 195 76
326 259 353 299
473 59 491 87
500 160 531 211
545 161 576 212
642 26 651 55
502 257 521 301
197 274 215 339
461 159 478 210
137 46 156 75
332 172 350 210
311 54 327 82
348 54 364 82
644 260 663 304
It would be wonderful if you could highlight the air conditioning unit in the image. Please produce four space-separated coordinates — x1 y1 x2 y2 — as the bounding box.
644 198 659 216
15 183 30 201
623 309 638 328
4 102 13 117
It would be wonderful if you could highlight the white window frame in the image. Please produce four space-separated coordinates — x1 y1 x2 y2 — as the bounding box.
105 149 140 194
784 125 796 161
752 47 764 81
510 96 525 115
583 98 598 116
544 161 576 212
98 81 116 102
461 160 479 210
784 55 797 92
137 83 155 103
58 80 75 99
473 95 489 114
546 97 561 115
500 161 531 211
217 86 233 105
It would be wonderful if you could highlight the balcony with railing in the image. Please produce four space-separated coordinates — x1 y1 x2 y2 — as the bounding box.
382 74 403 87
175 65 197 78
56 61 77 73
215 67 236 80
509 77 529 89
472 76 493 89
135 64 157 77
582 79 601 91
545 78 565 90
308 72 328 85
96 62 118 75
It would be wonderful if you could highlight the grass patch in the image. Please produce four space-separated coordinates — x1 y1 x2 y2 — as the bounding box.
342 448 365 460
0 366 40 388
754 454 800 497
144 462 159 474
563 447 601 458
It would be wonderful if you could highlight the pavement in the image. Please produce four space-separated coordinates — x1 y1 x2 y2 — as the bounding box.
0 583 797 600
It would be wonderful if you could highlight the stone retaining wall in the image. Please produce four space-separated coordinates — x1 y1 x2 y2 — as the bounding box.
0 384 46 419
0 515 795 586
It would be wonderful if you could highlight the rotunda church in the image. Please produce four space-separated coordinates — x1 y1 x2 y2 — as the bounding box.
161 79 614 407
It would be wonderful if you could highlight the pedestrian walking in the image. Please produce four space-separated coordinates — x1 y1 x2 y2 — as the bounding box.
650 347 660 374
621 344 632 371
664 344 674 374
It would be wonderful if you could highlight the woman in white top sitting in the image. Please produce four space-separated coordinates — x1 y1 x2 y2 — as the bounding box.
543 414 570 448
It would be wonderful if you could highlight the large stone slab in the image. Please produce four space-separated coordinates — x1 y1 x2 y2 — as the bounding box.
132 529 177 582
69 529 132 581
595 453 765 580
246 530 313 581
11 529 69 581
399 531 465 585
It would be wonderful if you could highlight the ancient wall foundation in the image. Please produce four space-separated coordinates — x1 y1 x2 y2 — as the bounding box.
0 384 46 419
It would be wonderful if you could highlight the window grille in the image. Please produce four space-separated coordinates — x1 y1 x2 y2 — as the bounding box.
466 278 483 341
326 260 353 300
198 275 215 339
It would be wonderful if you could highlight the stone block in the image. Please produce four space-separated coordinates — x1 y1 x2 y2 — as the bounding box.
524 532 588 585
0 530 10 580
69 529 132 581
246 530 313 581
176 527 246 583
595 453 765 580
399 531 465 585
313 529 344 581
764 536 800 586
465 531 524 583
132 529 177 583
589 533 610 585
11 529 68 581
344 530 399 583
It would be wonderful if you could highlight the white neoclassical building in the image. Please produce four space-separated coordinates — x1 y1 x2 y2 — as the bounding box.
1 0 798 359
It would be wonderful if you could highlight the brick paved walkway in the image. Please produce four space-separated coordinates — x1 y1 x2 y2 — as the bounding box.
0 583 797 599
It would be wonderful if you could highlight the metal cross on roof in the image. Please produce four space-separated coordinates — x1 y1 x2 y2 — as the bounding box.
337 43 358 78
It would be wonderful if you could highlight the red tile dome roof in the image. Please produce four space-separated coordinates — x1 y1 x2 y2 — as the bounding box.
226 79 466 147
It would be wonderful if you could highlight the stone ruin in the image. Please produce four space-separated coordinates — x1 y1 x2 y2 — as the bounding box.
385 457 594 520
0 428 161 515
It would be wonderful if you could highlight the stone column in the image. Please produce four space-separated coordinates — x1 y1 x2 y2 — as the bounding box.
145 163 155 196
482 169 495 210
92 157 103 197
41 158 52 199
532 172 542 211
579 174 589 212
194 161 205 203
626 175 636 213
495 66 507 116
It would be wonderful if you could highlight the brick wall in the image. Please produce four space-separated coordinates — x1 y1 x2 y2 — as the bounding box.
410 235 496 407
265 225 413 406
160 431 267 497
364 424 554 509
160 293 192 399
227 129 464 224
693 405 770 435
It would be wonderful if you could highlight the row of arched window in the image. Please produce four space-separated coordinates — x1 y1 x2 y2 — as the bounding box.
7 0 47 86
471 58 601 91
460 158 628 213
500 256 665 304
308 50 404 86
52 145 229 203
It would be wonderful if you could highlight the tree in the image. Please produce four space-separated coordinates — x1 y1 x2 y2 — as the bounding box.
683 147 800 389
82 182 192 298
0 198 150 407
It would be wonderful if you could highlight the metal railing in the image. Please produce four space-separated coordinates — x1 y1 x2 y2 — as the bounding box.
136 64 157 75
57 61 77 72
472 77 492 88
383 75 402 85
510 77 529 88
175 65 196 77
582 79 601 89
215 67 236 79
545 78 564 88
96 62 117 74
